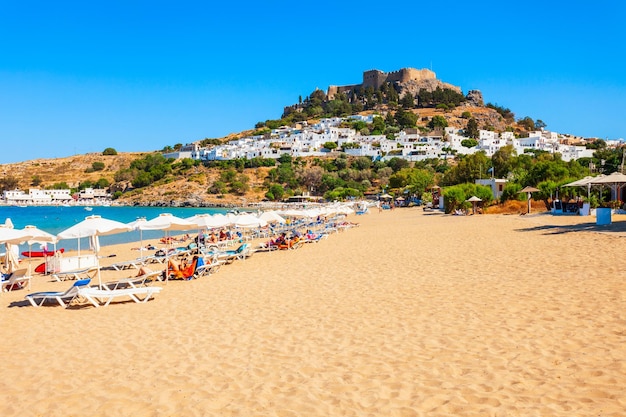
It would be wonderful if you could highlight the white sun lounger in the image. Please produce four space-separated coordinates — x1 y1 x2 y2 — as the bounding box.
2 268 32 292
25 279 92 308
104 271 163 290
51 266 99 282
78 286 163 307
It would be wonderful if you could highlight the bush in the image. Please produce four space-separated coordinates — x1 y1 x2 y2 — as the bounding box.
102 148 118 155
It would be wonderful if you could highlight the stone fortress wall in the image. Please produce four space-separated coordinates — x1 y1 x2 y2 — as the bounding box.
327 67 436 99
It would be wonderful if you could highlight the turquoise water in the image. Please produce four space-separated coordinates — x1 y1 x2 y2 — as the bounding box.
0 205 233 252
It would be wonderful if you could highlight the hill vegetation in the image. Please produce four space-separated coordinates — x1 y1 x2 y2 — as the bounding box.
0 76 623 211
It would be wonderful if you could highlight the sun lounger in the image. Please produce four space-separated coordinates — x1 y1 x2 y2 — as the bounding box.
104 271 162 290
51 266 99 282
25 279 92 308
1 268 32 292
194 259 224 278
78 286 162 307
109 259 143 271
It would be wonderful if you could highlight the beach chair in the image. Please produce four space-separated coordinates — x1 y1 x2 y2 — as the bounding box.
109 258 142 271
1 268 32 292
25 279 92 308
78 286 163 307
167 256 200 280
104 270 162 290
51 266 99 282
194 258 224 278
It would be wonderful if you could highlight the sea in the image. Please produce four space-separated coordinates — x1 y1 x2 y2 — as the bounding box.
0 205 233 253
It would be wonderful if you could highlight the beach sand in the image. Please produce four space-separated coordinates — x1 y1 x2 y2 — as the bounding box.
2 208 625 416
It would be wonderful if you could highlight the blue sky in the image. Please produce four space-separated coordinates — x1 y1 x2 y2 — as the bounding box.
1 0 625 164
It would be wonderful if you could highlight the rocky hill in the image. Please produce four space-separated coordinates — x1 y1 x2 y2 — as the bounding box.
1 67 535 206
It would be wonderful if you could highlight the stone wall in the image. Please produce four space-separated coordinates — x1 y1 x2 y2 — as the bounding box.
328 67 438 98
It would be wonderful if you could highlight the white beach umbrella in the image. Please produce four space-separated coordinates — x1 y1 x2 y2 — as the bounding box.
0 226 34 274
139 213 196 232
258 211 286 224
127 217 148 256
186 213 230 229
57 215 133 287
234 213 268 228
139 213 196 281
24 225 57 276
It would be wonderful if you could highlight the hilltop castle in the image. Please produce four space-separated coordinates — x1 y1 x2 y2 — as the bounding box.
327 67 437 99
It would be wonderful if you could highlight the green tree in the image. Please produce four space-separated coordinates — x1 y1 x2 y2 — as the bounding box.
400 92 415 108
428 115 448 129
395 108 418 129
517 116 535 131
461 139 478 148
465 118 479 138
102 147 118 155
265 184 285 201
322 142 337 151
91 161 105 171
371 116 385 134
491 145 517 178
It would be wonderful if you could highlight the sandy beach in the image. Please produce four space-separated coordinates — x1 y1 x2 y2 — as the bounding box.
1 208 625 416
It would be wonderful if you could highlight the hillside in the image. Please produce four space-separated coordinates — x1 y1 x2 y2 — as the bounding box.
0 67 539 206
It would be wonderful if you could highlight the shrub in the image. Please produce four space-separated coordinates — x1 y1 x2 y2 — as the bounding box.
102 148 118 155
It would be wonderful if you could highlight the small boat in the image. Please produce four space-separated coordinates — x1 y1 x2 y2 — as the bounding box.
21 248 65 258
84 207 93 211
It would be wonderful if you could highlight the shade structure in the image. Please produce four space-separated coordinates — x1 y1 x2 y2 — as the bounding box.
127 217 148 256
563 176 602 201
24 225 57 276
519 186 540 214
258 211 286 224
186 213 230 229
139 213 197 232
589 171 626 201
0 226 35 274
465 196 482 214
57 215 133 287
139 214 196 282
234 213 268 228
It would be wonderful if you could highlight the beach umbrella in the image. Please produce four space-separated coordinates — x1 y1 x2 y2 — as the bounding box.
139 214 196 282
127 217 148 256
57 215 133 288
186 213 230 229
258 211 286 224
519 186 540 214
24 225 57 276
465 195 482 214
234 213 268 228
0 226 35 274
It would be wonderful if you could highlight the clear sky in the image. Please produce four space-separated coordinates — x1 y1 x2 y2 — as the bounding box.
1 0 625 164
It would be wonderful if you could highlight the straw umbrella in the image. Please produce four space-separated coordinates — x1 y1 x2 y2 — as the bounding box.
520 186 540 214
465 195 482 214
